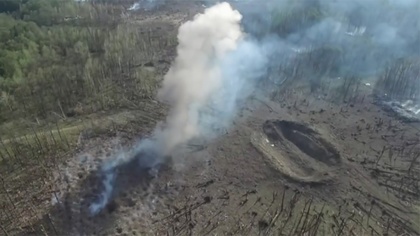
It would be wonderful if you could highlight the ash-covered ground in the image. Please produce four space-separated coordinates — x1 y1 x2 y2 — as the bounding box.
31 92 420 235
8 0 420 235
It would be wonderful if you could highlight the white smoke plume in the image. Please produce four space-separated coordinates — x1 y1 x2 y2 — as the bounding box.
156 2 243 155
89 2 263 215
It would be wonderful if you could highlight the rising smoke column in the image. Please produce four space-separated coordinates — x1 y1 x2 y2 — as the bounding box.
90 2 249 215
155 2 243 155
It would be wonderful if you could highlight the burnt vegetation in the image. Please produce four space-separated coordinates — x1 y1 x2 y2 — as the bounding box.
374 57 420 102
1 0 420 235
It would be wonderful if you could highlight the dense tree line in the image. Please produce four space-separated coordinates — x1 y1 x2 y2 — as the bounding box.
0 0 165 123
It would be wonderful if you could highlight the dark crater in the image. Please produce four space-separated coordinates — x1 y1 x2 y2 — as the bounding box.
263 120 341 166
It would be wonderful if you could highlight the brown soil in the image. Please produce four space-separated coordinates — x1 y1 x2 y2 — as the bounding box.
2 1 420 236
252 120 341 184
22 90 419 236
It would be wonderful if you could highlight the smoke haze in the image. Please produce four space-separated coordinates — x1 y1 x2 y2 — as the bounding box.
90 0 420 214
235 0 420 77
90 2 261 214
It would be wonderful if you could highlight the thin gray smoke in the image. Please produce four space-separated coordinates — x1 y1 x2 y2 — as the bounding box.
90 0 420 214
128 0 166 11
235 0 420 77
89 2 267 215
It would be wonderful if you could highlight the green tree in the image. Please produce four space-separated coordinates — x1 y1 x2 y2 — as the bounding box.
0 0 21 14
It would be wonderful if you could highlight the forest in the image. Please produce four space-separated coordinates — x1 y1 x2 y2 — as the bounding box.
0 0 168 129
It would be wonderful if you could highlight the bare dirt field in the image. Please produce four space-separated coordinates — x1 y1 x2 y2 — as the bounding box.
14 86 419 235
1 1 419 236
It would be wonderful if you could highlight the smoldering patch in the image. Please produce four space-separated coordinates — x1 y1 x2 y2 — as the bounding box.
87 138 171 215
87 2 248 216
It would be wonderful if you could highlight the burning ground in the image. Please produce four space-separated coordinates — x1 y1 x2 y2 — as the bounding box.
1 0 420 235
